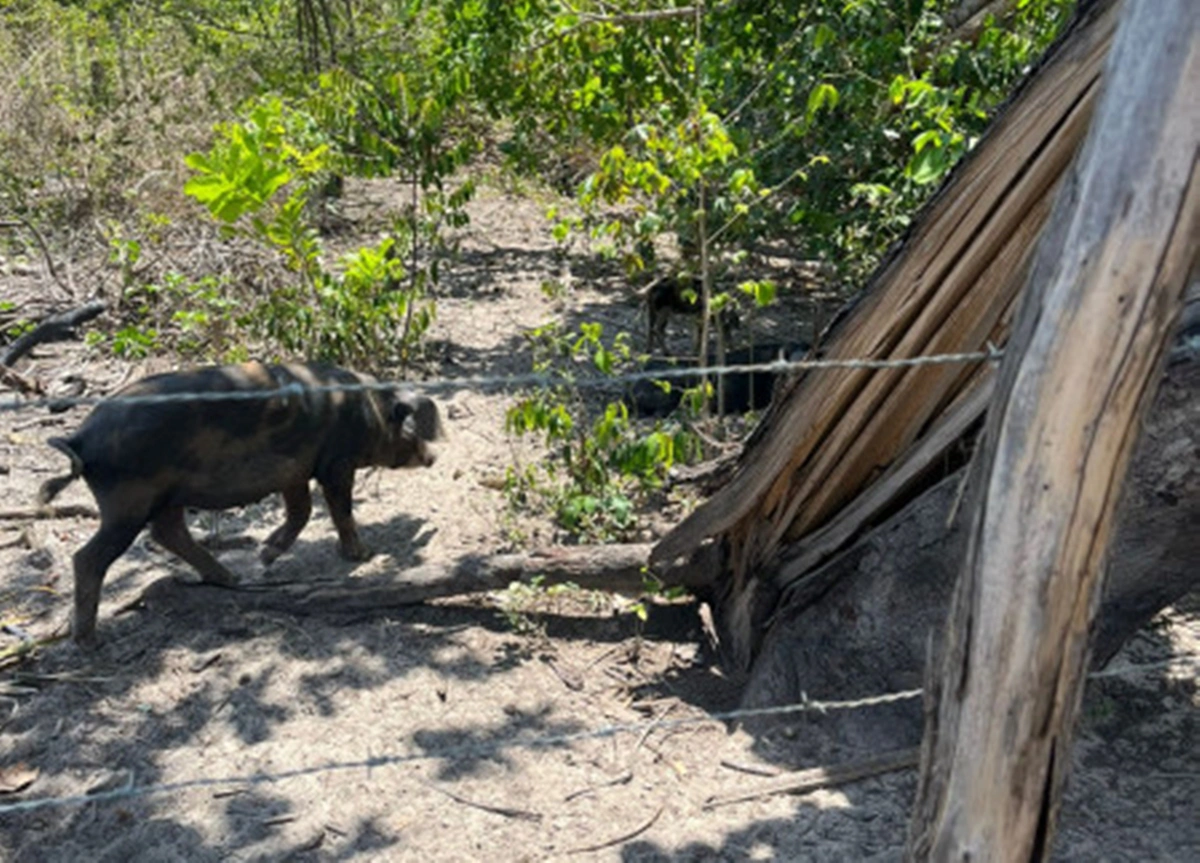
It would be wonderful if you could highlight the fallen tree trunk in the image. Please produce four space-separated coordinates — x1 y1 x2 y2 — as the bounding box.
137 542 719 616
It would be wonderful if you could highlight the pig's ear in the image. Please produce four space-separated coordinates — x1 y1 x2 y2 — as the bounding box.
413 396 442 441
394 392 442 441
390 399 414 425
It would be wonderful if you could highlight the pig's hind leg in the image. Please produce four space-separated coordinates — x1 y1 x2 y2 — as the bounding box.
150 506 239 586
261 481 313 565
72 519 143 645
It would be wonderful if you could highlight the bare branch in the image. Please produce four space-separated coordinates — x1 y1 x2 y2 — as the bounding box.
0 218 74 300
2 302 106 368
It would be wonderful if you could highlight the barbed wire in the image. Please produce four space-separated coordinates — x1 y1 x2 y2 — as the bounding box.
0 347 1003 415
0 651 1194 817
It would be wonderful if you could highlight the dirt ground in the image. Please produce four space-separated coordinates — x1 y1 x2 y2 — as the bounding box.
0 184 1196 861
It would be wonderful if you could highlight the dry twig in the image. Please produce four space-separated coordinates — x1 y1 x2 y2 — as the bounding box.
0 504 98 521
703 747 919 809
565 805 664 855
563 769 633 803
419 780 542 822
719 759 781 778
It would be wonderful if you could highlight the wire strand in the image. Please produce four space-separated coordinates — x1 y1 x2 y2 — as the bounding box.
0 348 1003 414
0 652 1193 817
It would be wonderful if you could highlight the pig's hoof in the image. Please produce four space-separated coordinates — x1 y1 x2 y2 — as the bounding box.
341 542 372 562
202 569 240 587
260 544 282 566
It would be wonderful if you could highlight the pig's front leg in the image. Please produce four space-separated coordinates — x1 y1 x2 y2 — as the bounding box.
261 481 314 565
318 464 370 561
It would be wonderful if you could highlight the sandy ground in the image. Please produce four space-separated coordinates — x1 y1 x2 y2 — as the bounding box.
0 183 1196 861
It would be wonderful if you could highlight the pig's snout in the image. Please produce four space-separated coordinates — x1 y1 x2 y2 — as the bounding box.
390 391 441 469
415 439 436 467
394 437 436 468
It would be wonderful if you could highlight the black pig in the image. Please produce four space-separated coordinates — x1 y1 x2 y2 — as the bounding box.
39 362 442 645
626 341 810 417
643 276 740 355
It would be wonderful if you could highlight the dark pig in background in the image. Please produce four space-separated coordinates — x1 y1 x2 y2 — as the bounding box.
626 341 811 417
643 275 740 355
38 362 443 645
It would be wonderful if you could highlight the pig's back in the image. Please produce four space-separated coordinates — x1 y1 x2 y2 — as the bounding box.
68 363 344 508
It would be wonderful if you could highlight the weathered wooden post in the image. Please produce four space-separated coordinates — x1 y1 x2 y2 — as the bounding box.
906 2 1200 860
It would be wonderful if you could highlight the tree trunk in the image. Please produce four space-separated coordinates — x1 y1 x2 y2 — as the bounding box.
907 3 1200 860
738 332 1199 750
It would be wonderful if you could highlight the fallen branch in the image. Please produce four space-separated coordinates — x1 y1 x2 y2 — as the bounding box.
0 504 99 521
703 747 919 809
2 301 105 367
142 542 718 615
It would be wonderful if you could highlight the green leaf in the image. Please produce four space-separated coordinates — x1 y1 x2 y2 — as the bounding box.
182 174 231 204
849 183 893 206
912 129 942 154
907 144 949 185
813 22 837 51
806 83 840 123
738 279 776 307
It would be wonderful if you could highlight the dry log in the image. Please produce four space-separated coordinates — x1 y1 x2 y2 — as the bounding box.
139 542 719 616
908 3 1200 858
1 301 105 367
